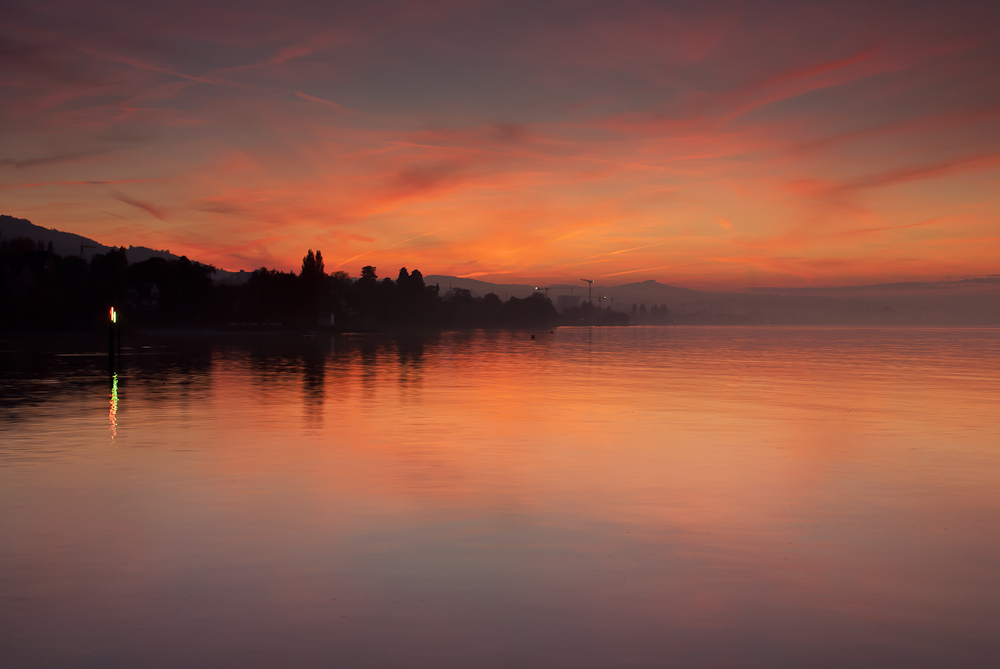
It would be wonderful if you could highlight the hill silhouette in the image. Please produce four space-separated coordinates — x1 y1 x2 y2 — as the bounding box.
1 216 594 332
4 215 1000 327
0 215 252 284
0 215 183 265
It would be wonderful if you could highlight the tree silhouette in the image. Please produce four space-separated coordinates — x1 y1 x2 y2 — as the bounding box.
300 249 327 323
0 238 631 331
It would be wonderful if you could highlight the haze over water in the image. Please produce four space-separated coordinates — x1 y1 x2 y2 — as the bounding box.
2 327 999 668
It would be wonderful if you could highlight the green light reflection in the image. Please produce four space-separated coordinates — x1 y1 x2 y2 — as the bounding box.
109 373 118 445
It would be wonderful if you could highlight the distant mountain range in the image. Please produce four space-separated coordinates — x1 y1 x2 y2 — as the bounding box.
424 275 708 309
426 274 1000 324
4 215 999 324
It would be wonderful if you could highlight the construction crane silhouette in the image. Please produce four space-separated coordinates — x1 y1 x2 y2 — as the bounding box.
580 279 594 305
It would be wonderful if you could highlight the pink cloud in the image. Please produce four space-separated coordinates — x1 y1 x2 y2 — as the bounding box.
112 193 169 221
3 1 998 286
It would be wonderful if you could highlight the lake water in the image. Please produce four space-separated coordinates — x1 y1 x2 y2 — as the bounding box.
2 327 999 668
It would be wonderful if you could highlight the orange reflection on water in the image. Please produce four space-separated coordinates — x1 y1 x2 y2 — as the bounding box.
2 327 999 667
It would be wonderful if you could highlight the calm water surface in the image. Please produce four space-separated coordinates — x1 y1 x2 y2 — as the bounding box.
2 327 999 668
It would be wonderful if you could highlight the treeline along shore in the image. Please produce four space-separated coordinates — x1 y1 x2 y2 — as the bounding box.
0 238 629 332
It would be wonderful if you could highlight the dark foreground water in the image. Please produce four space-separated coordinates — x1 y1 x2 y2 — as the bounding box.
2 327 999 668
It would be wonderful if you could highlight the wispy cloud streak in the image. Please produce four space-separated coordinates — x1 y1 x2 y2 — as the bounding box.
2 1 998 285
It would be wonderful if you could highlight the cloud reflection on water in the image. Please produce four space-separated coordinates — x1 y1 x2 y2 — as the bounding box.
1 328 999 667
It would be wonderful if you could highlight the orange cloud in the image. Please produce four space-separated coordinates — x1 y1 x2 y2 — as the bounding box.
2 1 999 287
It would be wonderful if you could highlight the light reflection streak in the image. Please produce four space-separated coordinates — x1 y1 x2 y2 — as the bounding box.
109 373 118 445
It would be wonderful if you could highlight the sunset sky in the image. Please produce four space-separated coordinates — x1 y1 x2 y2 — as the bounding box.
3 0 999 287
